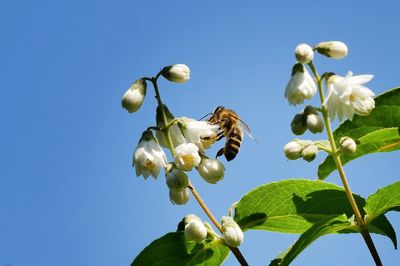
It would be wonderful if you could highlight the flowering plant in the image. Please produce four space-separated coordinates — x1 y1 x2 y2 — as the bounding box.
122 44 400 265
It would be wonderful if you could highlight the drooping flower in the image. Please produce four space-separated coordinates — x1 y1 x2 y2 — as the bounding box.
133 131 167 179
161 64 190 83
315 41 348 59
325 72 375 121
295 43 314 64
121 79 146 113
174 143 201 171
196 158 225 184
178 117 219 152
221 216 244 247
285 63 317 105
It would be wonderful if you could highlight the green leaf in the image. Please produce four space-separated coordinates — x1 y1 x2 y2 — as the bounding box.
268 215 352 266
365 181 400 223
318 87 400 180
234 179 396 247
132 232 230 266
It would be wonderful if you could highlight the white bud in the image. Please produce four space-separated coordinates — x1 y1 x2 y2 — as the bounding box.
301 144 318 162
161 64 190 83
340 137 357 154
184 214 202 224
221 216 244 247
169 188 190 205
174 143 201 171
295 43 314 64
315 41 348 59
166 169 189 190
184 219 207 242
283 141 303 160
196 158 225 184
121 79 146 113
291 113 307 135
306 113 324 133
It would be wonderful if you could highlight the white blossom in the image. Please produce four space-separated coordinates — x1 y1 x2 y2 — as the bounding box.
174 143 201 171
221 216 244 247
184 219 207 242
315 41 348 59
295 43 314 64
326 72 375 121
121 79 146 113
162 64 190 83
196 158 225 184
133 131 167 179
179 117 219 152
285 63 317 105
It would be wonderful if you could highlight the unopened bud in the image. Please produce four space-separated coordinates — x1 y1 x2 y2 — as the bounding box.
302 143 318 162
295 43 314 64
156 105 186 148
221 216 244 247
283 141 303 160
166 169 189 190
340 137 357 154
315 41 348 59
291 113 307 135
196 158 225 184
184 219 207 242
306 113 324 133
169 188 190 205
161 64 190 83
121 79 146 113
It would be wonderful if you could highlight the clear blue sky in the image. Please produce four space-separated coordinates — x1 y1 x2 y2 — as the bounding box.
1 1 399 265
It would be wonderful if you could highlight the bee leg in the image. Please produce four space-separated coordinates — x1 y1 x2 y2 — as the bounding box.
201 131 224 141
216 148 224 158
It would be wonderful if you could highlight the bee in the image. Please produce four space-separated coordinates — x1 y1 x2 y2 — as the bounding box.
202 106 254 161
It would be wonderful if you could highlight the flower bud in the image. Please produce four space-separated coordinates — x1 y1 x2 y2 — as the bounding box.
306 113 324 133
301 143 318 162
169 188 190 205
285 63 317 106
161 64 190 83
156 105 186 148
340 137 357 154
315 41 348 59
196 158 225 184
174 143 201 171
291 113 307 135
283 141 303 160
166 169 189 190
184 214 201 224
295 43 314 64
121 79 146 113
184 219 207 242
221 216 243 247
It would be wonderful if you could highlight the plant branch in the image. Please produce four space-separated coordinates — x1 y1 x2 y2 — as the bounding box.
308 62 382 266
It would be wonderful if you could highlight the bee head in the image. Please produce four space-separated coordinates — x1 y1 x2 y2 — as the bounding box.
213 106 225 114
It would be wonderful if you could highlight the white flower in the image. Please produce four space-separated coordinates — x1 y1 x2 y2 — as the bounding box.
315 41 348 59
121 79 146 113
179 117 219 152
340 137 357 154
174 143 201 171
169 188 190 205
283 141 303 160
295 43 314 64
221 216 244 247
196 158 225 184
326 72 375 121
166 169 189 190
285 63 317 105
161 64 190 83
184 219 207 242
133 131 167 179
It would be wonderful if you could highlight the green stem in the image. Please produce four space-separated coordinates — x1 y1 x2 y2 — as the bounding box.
150 76 249 266
308 62 382 266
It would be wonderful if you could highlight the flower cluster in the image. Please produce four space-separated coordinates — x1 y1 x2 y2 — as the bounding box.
283 41 372 162
121 64 226 205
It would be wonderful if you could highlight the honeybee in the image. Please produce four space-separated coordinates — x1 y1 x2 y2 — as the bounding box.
202 106 254 161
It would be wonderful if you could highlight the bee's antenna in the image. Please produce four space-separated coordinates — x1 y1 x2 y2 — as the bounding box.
198 112 213 121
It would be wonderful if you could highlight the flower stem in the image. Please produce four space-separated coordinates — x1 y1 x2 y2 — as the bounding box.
308 62 382 266
150 76 249 266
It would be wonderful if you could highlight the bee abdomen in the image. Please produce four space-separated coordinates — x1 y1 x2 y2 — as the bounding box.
225 129 242 161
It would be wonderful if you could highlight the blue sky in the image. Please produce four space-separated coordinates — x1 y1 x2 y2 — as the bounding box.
1 0 399 265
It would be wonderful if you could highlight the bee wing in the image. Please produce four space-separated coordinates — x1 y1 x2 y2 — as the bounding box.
238 119 259 144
